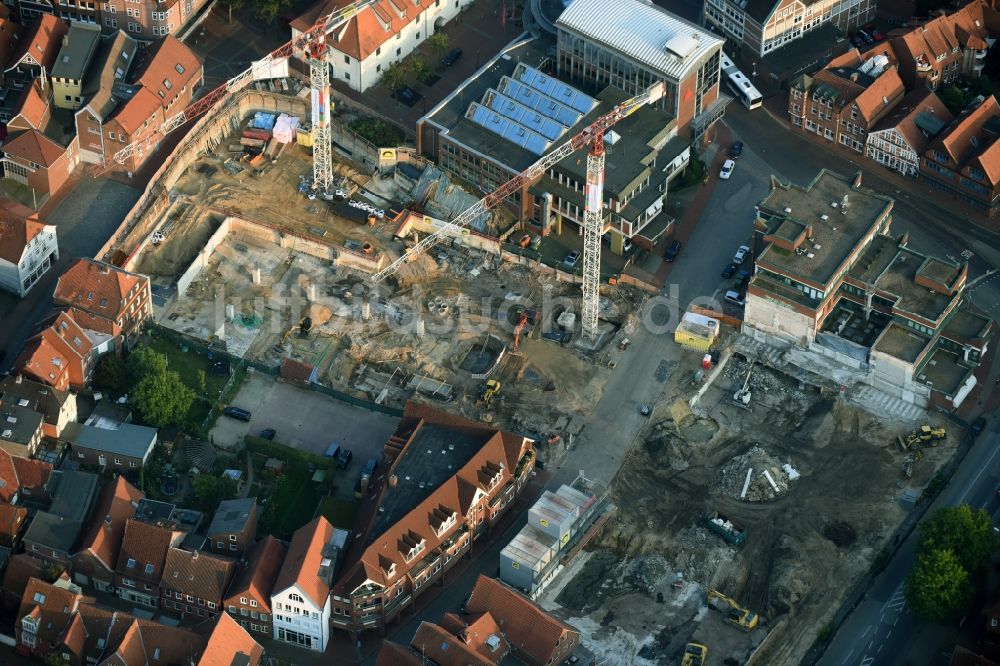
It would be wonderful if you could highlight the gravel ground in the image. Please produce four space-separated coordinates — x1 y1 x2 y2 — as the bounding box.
47 178 142 258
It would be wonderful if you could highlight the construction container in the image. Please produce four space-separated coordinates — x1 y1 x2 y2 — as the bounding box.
241 128 271 142
296 127 314 147
674 312 719 351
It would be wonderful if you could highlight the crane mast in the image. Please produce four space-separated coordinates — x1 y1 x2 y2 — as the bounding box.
582 135 605 341
370 81 665 284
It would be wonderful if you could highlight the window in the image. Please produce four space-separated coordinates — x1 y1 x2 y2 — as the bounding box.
249 599 257 607
144 563 154 575
230 534 237 541
163 79 172 90
175 63 185 74
127 558 136 569
345 72 350 80
240 597 248 604
217 541 224 549
114 457 122 465
289 594 304 603
344 55 351 64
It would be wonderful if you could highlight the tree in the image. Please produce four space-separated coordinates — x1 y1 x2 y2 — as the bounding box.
938 83 972 116
427 32 450 58
919 504 997 578
253 0 290 23
192 474 239 512
131 370 194 428
43 654 69 666
219 0 245 22
381 61 408 92
93 353 126 392
905 548 974 621
126 346 168 385
410 56 435 85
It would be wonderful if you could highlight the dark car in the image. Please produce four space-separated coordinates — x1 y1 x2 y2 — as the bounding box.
664 240 683 262
970 417 987 439
335 447 354 470
728 141 744 159
223 406 251 422
259 428 276 440
442 48 463 66
721 263 737 278
734 268 752 289
543 329 569 343
395 86 419 105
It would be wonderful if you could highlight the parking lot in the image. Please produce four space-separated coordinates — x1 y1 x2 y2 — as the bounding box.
211 372 400 469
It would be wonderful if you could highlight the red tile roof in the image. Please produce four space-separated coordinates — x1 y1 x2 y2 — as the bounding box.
0 447 53 503
54 258 146 324
15 329 71 390
224 535 286 611
291 0 436 61
0 18 22 71
273 516 334 608
78 477 144 574
411 621 496 666
135 35 201 109
0 200 47 263
12 78 50 130
112 86 161 136
0 502 27 540
161 548 236 603
5 14 67 73
375 641 423 666
2 553 45 598
3 129 66 168
874 88 953 154
115 519 180 583
103 617 205 665
16 577 87 651
197 612 264 666
464 576 579 666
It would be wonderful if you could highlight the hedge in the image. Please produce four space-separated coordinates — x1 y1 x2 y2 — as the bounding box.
244 436 332 470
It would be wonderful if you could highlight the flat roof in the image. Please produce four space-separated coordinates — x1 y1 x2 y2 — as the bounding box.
848 234 900 283
48 470 99 523
64 421 157 459
501 525 558 570
941 308 992 341
531 491 578 525
51 22 102 81
757 170 894 287
206 497 256 536
875 250 957 323
0 402 43 445
557 0 723 81
917 348 971 395
23 512 82 553
369 423 494 541
872 322 931 363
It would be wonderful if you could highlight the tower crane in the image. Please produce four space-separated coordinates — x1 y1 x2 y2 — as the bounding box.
92 0 379 187
370 82 665 340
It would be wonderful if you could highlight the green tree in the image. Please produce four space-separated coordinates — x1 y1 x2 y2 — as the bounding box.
197 368 207 396
905 548 974 621
410 56 435 85
43 654 69 666
427 32 450 58
126 346 168 385
919 504 997 578
938 83 972 115
40 563 64 583
252 0 290 22
381 61 408 92
192 474 239 512
132 367 194 428
93 353 126 392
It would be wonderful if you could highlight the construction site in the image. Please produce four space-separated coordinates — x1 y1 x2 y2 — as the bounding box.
536 352 958 665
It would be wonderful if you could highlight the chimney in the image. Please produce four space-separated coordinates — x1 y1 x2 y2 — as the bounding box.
850 72 859 82
62 35 69 47
191 550 199 559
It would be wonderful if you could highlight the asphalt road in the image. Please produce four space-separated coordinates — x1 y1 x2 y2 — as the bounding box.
818 423 1000 666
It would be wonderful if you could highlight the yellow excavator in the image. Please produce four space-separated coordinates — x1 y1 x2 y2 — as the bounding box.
681 643 708 666
897 425 946 450
707 589 759 632
477 380 501 407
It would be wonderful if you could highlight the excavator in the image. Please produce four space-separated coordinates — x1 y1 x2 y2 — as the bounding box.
273 316 313 352
512 311 529 353
706 589 759 632
477 380 501 408
897 425 946 450
681 643 708 666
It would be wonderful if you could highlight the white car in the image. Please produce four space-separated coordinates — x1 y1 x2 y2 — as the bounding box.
724 290 745 307
733 245 751 264
720 159 735 179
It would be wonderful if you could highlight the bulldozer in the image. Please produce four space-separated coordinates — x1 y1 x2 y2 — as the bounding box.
681 643 708 666
897 425 946 450
477 380 501 408
707 589 759 632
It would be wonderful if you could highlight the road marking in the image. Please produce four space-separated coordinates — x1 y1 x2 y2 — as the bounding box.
961 442 1000 503
861 657 875 665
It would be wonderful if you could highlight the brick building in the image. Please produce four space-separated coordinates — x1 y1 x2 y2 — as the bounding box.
224 535 286 640
865 88 952 177
70 476 144 592
53 258 151 346
328 402 535 634
205 497 257 558
114 517 184 607
159 547 236 620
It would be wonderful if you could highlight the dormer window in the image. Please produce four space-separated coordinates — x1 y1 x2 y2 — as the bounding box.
126 557 136 569
398 530 426 562
289 593 303 604
144 562 154 575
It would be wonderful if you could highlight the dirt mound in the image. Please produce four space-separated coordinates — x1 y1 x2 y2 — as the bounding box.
717 445 792 502
822 521 858 548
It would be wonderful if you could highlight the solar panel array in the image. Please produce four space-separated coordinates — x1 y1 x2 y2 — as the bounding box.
464 63 597 156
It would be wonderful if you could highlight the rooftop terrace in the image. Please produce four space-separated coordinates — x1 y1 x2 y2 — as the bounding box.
872 322 931 363
917 348 972 395
875 250 957 323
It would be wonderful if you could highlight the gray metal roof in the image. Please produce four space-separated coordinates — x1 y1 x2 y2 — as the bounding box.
48 469 99 523
51 22 102 82
0 402 43 445
65 422 157 460
23 511 82 554
556 0 723 81
206 497 256 536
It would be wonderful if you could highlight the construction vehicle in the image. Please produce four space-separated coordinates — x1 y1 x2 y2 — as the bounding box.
707 589 759 632
370 81 667 344
706 511 747 546
732 363 753 409
681 643 708 666
273 316 312 351
512 311 529 353
477 380 501 407
897 425 946 450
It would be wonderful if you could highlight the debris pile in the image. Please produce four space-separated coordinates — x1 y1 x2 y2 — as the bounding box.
717 445 794 502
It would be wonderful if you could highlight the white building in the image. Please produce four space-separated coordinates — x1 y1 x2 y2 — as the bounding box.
865 89 952 178
271 517 335 652
0 207 58 297
290 0 472 93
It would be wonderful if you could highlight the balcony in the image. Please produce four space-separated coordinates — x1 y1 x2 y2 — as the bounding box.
410 552 441 578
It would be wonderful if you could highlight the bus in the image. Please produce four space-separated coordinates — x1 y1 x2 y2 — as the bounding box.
721 53 762 110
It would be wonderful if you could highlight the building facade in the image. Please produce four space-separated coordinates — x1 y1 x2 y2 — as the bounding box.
159 547 236 620
271 517 334 652
53 257 152 344
224 535 286 640
864 89 951 177
0 203 57 298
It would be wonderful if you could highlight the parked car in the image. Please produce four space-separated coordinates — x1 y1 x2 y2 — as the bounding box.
724 290 746 307
720 159 735 179
721 263 737 278
396 86 418 104
543 328 570 343
335 447 354 470
664 240 683 262
223 406 251 422
970 417 987 439
733 245 751 264
622 238 634 253
734 268 752 289
728 141 744 159
865 24 885 40
564 250 581 266
442 48 463 66
639 404 651 416
259 428 276 440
